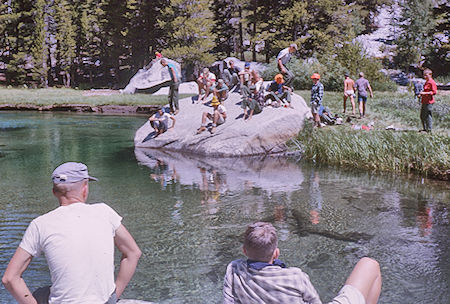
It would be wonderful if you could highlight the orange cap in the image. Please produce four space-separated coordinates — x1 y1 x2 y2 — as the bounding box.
311 73 320 79
155 52 162 58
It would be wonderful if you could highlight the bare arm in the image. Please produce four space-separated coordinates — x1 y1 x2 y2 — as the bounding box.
114 224 142 299
368 84 373 98
169 67 177 83
278 58 285 72
2 247 37 304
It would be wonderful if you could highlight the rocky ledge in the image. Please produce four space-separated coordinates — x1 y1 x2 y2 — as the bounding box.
134 91 311 156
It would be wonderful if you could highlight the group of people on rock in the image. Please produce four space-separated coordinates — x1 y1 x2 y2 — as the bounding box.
150 45 438 135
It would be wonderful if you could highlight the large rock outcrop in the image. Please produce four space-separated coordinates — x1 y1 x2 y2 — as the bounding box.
134 90 311 156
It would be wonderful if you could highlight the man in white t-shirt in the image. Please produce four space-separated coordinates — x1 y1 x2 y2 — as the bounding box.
197 96 227 134
149 108 176 137
197 67 217 103
277 43 297 88
2 162 142 304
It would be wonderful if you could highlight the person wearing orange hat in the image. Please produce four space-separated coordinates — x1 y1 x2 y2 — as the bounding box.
310 73 324 128
265 74 293 108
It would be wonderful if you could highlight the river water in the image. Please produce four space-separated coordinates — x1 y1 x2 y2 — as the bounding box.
0 111 449 303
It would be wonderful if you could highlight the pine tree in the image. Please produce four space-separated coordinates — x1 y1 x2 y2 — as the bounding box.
53 0 76 87
393 0 435 70
158 0 216 79
2 0 35 84
30 0 48 87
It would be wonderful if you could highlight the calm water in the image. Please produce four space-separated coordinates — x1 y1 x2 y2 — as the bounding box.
0 111 449 303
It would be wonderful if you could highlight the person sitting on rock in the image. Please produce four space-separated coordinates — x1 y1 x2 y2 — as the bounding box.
197 67 217 103
223 60 241 89
239 62 253 98
149 108 176 137
197 96 227 135
212 79 229 103
241 81 264 121
223 222 382 304
265 74 293 108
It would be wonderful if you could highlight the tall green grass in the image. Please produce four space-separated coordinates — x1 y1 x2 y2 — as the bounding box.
295 125 449 180
295 90 450 180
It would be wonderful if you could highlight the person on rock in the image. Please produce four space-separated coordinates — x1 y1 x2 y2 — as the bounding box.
223 60 241 90
160 58 181 115
149 108 176 137
197 67 217 103
265 74 293 108
197 97 227 135
212 79 229 103
241 80 264 121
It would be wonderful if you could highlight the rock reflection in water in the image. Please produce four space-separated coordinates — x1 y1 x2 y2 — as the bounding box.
135 147 304 195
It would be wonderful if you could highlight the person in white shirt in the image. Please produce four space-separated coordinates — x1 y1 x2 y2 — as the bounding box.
197 97 227 134
197 67 217 103
277 43 297 88
149 108 176 136
2 162 142 304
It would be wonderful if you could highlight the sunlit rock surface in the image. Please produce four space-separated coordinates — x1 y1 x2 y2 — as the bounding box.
134 91 311 156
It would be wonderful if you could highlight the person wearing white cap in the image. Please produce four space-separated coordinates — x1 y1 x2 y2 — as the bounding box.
2 162 142 304
276 43 298 88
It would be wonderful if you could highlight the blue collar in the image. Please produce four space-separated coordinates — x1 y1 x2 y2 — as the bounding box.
247 259 286 270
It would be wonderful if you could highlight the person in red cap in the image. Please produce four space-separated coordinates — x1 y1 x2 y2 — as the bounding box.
2 162 142 303
310 73 324 128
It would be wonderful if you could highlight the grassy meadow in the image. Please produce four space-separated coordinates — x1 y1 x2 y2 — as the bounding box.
295 90 449 180
0 87 189 106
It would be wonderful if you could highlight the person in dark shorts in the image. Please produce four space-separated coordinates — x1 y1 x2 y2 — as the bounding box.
354 72 373 118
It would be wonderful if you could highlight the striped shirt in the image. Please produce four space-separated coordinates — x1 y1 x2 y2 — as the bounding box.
223 259 322 304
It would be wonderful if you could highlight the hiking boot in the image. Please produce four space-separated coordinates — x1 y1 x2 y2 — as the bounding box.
196 126 206 134
210 126 216 134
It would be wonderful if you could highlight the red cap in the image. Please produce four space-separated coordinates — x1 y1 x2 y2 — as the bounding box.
311 73 320 79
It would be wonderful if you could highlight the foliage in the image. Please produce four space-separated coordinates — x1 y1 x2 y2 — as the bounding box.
296 125 449 180
158 0 216 78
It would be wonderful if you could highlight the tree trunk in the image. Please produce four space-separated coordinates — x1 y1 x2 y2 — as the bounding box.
238 6 244 61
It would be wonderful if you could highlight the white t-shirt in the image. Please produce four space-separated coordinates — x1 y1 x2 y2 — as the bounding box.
200 72 216 82
216 104 226 115
277 47 291 65
154 112 172 126
20 202 122 303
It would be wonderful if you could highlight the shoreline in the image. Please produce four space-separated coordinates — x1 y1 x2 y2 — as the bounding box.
0 103 160 115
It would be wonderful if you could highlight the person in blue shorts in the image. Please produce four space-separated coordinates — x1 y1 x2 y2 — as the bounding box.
354 72 373 118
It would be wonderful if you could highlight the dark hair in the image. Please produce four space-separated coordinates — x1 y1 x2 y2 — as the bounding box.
243 222 278 262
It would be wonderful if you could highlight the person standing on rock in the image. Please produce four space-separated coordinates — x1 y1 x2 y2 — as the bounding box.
149 108 176 137
343 73 356 115
2 162 142 303
197 67 217 103
277 43 297 88
160 58 181 115
310 73 324 128
354 72 373 118
197 97 227 134
418 68 437 133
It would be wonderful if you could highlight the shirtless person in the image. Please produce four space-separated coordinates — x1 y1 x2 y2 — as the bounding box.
343 73 356 115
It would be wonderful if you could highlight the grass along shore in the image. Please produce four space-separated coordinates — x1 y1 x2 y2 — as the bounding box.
0 87 191 106
294 90 449 180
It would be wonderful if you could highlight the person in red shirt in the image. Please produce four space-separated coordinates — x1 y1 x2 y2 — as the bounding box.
419 69 437 133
